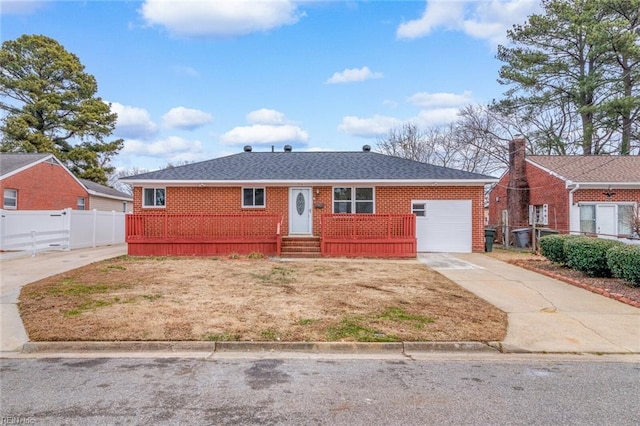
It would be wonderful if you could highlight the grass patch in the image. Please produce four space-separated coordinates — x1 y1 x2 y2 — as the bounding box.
101 265 127 272
326 316 400 342
141 294 162 301
298 318 316 326
48 279 111 296
203 332 240 341
64 299 114 317
250 266 294 284
378 306 434 329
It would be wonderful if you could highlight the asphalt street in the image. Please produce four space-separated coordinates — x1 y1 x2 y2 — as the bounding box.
1 355 639 425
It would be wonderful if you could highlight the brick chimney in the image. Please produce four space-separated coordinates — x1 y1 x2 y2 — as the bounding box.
507 137 530 227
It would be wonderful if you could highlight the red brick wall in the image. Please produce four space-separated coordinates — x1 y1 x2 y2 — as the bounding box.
489 162 569 233
133 185 487 252
574 189 640 204
1 162 89 210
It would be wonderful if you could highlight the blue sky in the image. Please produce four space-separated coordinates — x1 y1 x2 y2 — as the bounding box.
1 0 541 172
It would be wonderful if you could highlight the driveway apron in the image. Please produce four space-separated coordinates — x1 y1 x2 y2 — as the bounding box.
419 253 640 354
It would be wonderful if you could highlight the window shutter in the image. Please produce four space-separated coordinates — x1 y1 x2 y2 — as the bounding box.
528 205 534 225
542 204 548 226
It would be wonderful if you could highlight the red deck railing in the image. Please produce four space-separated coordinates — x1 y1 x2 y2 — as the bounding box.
320 214 416 257
126 213 282 256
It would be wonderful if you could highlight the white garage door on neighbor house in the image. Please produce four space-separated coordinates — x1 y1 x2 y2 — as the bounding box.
413 200 473 253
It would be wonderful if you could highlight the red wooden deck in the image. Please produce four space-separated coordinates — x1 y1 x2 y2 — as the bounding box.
126 213 416 258
320 214 416 258
126 213 282 256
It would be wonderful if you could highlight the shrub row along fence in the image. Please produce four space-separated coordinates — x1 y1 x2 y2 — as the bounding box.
0 208 126 256
539 234 640 286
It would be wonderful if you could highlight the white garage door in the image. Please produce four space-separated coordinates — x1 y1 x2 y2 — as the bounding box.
413 200 472 253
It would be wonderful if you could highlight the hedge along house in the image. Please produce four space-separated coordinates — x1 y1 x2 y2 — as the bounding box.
120 145 497 257
488 138 640 244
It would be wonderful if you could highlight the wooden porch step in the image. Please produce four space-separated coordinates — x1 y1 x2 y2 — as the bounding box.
281 237 321 258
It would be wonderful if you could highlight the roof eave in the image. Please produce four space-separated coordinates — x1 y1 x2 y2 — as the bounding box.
87 189 133 201
566 181 640 189
119 178 497 187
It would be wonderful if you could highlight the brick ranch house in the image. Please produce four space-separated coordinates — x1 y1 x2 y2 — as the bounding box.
488 138 640 244
1 153 132 212
120 145 497 257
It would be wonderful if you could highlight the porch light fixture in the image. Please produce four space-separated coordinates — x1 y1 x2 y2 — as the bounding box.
603 186 616 198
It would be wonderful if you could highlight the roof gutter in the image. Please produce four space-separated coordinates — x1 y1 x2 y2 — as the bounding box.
119 178 499 187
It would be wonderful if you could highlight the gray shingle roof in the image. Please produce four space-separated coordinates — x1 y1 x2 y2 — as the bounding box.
79 178 132 200
122 151 496 182
528 155 640 183
0 153 51 177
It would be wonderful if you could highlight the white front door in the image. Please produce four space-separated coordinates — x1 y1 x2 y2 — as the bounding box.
596 205 616 238
289 188 312 235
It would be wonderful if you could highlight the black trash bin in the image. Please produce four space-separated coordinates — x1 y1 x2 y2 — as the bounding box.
485 228 496 252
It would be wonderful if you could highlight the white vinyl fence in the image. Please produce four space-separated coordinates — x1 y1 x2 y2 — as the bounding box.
0 208 125 255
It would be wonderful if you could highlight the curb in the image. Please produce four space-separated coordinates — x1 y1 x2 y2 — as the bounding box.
513 262 640 309
20 341 498 354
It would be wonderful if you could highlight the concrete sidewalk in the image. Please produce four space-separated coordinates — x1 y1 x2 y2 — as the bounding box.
419 253 640 354
1 244 127 352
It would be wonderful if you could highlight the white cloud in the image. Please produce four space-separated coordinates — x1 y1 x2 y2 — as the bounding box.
246 108 286 125
122 136 203 159
220 124 309 145
140 0 303 37
396 0 465 39
326 66 384 84
110 102 158 139
407 90 473 108
338 115 402 138
413 108 461 127
396 0 541 46
162 107 213 130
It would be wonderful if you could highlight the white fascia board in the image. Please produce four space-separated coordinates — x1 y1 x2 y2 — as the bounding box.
122 178 498 187
87 190 133 201
566 181 640 189
525 159 570 182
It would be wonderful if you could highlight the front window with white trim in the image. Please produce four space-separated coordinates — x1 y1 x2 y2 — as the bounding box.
333 187 374 213
77 197 86 210
143 188 165 208
579 203 636 236
3 188 17 209
242 187 265 208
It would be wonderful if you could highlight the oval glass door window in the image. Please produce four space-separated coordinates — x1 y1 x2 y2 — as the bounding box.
296 192 305 215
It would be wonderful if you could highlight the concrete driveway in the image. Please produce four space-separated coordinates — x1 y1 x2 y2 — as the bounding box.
419 253 640 354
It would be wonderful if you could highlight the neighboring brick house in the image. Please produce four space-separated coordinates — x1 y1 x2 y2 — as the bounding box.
121 145 498 257
0 153 132 212
488 138 640 243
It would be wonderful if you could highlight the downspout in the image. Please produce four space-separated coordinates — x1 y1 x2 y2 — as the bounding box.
568 183 580 235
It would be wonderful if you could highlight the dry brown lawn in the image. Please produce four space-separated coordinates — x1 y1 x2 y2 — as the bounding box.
19 256 507 342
